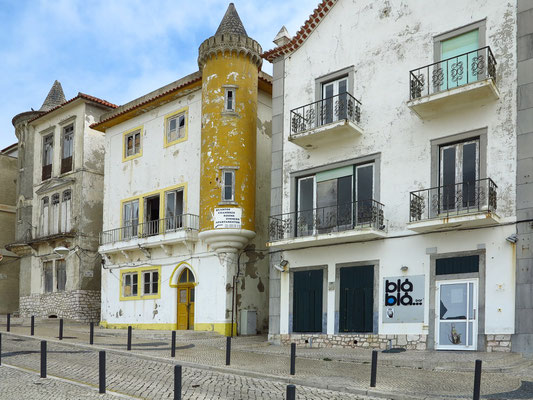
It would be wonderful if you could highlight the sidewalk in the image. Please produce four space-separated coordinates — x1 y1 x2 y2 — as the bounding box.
1 317 533 399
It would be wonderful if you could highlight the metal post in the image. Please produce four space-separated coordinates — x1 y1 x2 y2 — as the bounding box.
225 336 231 366
90 322 94 345
174 364 182 400
31 316 34 336
99 351 106 394
286 384 296 400
473 359 482 400
370 350 378 387
59 319 63 340
290 343 296 375
7 313 10 332
127 326 132 351
171 331 176 358
40 341 47 378
0 333 2 366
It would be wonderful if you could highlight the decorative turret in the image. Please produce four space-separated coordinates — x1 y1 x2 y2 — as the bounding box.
39 80 66 112
197 3 262 254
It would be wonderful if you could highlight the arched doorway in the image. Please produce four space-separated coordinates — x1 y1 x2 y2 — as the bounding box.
177 268 195 330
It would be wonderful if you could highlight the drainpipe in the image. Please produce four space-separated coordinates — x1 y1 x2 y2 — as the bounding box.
231 248 248 337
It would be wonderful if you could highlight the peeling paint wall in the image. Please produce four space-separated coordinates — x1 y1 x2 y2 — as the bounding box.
273 0 518 341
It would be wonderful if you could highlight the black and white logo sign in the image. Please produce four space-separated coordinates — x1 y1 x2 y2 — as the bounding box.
382 275 425 324
385 278 423 307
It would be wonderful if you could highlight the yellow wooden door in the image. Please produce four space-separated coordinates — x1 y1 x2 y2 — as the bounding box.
188 287 195 329
177 288 189 330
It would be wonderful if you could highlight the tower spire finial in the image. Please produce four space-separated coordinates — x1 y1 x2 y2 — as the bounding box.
39 80 66 112
215 3 247 37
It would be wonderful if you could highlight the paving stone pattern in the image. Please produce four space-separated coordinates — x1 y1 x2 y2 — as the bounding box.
0 336 375 400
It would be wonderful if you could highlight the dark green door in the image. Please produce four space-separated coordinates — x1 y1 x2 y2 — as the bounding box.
340 266 374 332
293 270 323 332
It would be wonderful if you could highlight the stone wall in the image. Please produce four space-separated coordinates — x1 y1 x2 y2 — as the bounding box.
19 290 100 322
272 333 428 350
486 334 512 352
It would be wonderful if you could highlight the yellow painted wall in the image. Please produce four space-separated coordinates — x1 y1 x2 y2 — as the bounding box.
199 52 258 232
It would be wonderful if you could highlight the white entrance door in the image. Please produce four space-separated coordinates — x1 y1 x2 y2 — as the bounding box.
435 279 478 350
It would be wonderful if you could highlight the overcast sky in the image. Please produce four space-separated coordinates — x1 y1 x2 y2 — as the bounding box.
0 0 318 149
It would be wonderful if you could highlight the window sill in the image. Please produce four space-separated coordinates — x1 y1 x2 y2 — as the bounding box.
164 136 187 148
122 153 142 162
218 201 238 206
221 111 239 117
119 293 161 301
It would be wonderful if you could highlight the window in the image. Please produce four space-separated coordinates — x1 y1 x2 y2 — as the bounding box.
122 199 139 239
322 77 348 124
439 139 479 211
224 88 235 112
124 129 141 159
296 163 377 236
166 112 186 144
40 197 49 236
143 270 159 295
61 124 74 173
123 272 138 297
42 134 53 180
144 195 160 236
51 193 60 235
165 189 184 231
56 259 66 291
222 170 235 202
44 261 53 293
61 190 71 232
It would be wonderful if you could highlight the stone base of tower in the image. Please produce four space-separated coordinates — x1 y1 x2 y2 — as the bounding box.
198 229 255 254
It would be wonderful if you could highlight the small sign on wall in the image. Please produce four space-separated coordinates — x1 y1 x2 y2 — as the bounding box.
382 275 425 323
214 208 242 229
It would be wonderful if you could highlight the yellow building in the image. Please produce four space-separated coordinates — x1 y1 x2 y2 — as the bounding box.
94 4 272 335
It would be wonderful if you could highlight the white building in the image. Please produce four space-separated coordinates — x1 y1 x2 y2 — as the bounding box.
265 0 521 351
95 4 272 335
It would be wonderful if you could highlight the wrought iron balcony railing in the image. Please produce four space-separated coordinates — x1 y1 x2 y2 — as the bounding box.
269 200 384 241
100 214 199 245
290 92 362 137
409 46 496 100
409 178 497 222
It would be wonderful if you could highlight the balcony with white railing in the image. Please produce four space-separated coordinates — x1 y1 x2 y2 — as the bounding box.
289 92 363 148
407 178 500 232
268 200 386 249
407 46 499 119
99 214 199 255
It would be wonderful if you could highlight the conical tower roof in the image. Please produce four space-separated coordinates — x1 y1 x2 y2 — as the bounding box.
39 80 66 112
215 3 247 37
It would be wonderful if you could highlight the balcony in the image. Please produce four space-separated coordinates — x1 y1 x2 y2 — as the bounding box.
99 214 199 255
289 93 363 148
268 200 386 249
407 46 499 119
407 178 499 232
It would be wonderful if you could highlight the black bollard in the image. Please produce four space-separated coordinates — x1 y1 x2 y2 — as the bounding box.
40 341 47 378
171 331 176 358
127 326 132 351
7 313 10 332
90 322 94 345
286 384 296 400
0 333 2 366
174 364 182 400
225 336 231 366
290 343 296 375
59 319 63 340
473 359 482 400
99 351 106 394
31 316 34 336
370 350 378 387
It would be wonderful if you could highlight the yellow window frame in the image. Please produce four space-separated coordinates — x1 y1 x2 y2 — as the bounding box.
119 265 162 301
122 126 143 162
164 107 188 147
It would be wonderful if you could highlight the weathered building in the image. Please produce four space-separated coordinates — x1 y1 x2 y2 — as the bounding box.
8 81 117 321
95 4 272 335
264 0 523 352
0 143 20 314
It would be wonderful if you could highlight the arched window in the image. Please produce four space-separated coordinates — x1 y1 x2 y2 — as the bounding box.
178 268 195 284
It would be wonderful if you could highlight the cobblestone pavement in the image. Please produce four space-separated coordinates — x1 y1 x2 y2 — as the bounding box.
0 365 126 399
2 320 533 399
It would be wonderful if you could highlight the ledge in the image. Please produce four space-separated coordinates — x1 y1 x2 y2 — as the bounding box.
289 119 363 149
99 229 198 255
407 211 501 233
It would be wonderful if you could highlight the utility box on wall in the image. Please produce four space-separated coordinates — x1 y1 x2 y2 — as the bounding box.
239 310 257 335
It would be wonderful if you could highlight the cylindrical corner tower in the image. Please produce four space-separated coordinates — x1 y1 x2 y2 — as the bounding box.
197 3 262 254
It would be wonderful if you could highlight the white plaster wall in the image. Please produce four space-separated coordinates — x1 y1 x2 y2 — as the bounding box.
277 0 517 336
